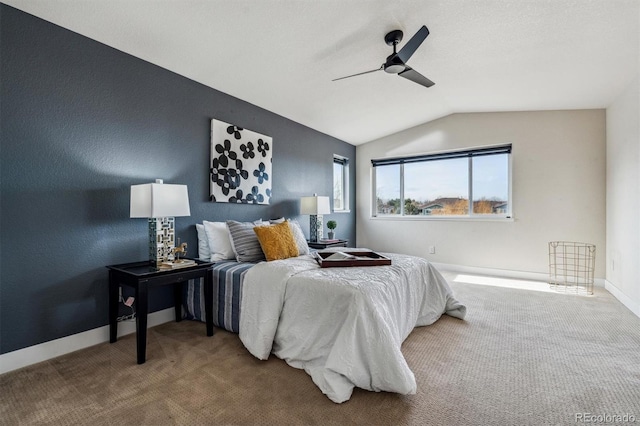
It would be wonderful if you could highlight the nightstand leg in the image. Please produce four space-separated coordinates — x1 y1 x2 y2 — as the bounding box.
174 281 183 322
108 271 118 343
135 282 148 364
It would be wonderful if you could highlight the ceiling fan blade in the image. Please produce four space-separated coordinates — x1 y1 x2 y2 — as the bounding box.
332 65 383 81
398 67 435 88
396 25 429 63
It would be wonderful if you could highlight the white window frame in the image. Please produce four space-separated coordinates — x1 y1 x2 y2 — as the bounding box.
333 155 350 212
371 145 512 220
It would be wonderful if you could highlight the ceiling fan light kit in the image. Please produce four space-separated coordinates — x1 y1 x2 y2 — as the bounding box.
333 25 435 88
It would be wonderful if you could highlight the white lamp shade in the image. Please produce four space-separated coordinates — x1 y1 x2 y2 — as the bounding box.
130 182 191 218
300 195 331 215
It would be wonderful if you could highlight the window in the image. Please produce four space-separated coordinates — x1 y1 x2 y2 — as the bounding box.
372 145 511 218
333 155 349 211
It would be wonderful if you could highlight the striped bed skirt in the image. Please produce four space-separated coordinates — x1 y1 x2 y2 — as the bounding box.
183 260 254 333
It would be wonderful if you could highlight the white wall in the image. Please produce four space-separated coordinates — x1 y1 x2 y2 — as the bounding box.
606 76 640 314
356 110 606 277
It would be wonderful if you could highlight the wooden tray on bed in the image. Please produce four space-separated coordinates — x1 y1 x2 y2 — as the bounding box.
314 250 392 268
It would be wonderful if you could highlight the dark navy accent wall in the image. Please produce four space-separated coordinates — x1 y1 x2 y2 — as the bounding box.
0 5 356 354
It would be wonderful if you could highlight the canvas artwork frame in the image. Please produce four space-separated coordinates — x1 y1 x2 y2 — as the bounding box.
210 119 272 205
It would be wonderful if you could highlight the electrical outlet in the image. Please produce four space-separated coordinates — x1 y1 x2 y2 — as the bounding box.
429 246 436 254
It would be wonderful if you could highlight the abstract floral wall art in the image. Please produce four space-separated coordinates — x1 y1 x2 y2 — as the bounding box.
210 119 272 204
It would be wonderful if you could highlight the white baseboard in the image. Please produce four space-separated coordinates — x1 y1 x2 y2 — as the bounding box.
0 307 175 375
604 280 640 318
431 262 606 287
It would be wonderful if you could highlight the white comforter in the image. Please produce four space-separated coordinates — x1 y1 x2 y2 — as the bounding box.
239 250 466 403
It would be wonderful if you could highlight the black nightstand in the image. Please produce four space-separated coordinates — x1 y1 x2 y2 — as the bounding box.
307 239 348 249
107 259 214 364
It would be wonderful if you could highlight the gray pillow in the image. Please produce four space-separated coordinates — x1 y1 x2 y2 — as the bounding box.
226 220 266 263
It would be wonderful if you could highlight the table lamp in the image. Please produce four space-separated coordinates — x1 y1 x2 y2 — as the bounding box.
130 179 191 265
300 194 331 242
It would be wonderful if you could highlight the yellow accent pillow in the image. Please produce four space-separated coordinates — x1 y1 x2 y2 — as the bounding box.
253 221 300 261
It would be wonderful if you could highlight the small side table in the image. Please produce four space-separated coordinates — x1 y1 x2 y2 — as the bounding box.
307 239 348 249
107 259 214 364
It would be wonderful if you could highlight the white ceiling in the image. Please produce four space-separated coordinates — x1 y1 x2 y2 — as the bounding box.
5 0 639 145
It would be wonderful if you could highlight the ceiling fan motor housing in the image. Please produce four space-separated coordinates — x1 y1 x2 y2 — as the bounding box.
384 55 406 74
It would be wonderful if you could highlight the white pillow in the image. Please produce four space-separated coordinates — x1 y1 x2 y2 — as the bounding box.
202 220 235 261
195 223 210 261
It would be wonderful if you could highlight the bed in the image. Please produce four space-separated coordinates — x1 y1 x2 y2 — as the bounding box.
184 248 466 403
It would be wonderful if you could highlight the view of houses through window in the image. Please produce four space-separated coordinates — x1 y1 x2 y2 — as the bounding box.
373 146 510 217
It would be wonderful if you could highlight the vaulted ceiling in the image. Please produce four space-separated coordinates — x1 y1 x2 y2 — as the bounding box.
5 0 639 145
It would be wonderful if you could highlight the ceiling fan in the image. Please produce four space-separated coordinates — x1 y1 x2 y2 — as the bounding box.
332 25 435 88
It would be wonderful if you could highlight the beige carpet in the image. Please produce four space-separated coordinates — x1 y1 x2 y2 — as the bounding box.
1 274 639 425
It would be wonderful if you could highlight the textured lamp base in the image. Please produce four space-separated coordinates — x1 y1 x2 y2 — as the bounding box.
148 217 176 265
309 214 324 243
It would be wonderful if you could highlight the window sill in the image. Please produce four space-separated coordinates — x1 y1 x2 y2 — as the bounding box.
370 215 514 222
333 210 351 214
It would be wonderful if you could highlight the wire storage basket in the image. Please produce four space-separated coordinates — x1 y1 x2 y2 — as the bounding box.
548 241 595 294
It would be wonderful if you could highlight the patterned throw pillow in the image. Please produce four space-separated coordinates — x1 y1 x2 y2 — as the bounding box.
287 219 310 256
253 222 299 261
226 220 267 263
